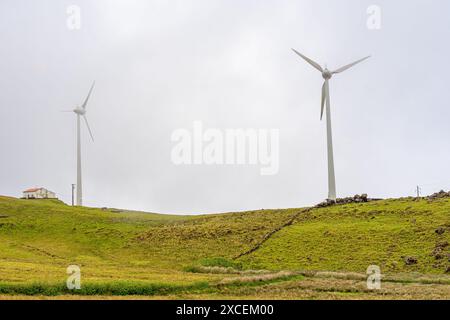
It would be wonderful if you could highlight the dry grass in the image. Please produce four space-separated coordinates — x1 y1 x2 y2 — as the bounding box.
1 275 448 300
219 271 299 284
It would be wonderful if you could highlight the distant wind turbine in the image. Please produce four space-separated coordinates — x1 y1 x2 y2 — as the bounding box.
292 49 370 201
64 81 95 206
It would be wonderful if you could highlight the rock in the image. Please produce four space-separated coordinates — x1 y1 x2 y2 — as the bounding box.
403 256 418 265
314 193 376 208
427 190 450 201
315 201 328 208
436 241 449 249
432 250 445 260
435 227 446 235
437 244 450 261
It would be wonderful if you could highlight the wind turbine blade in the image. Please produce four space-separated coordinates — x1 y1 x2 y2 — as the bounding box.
332 56 370 74
326 81 331 115
321 81 327 120
83 115 94 142
81 81 96 109
291 48 323 72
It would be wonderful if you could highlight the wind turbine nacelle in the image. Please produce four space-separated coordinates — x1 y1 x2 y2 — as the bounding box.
322 69 332 80
73 107 86 115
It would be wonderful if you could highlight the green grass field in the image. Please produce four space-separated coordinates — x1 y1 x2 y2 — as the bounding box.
0 195 448 299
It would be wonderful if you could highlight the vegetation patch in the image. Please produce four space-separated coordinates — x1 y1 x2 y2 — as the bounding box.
198 257 243 269
0 281 210 296
219 271 303 285
184 257 246 274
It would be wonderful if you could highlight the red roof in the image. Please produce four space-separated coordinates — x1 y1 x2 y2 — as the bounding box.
23 187 43 193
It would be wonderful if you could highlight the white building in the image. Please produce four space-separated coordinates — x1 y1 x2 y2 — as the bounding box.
22 187 57 199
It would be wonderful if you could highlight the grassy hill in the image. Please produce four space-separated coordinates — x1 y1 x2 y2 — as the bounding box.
0 195 448 299
240 198 450 274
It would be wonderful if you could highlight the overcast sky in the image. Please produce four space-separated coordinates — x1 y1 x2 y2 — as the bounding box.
0 0 449 214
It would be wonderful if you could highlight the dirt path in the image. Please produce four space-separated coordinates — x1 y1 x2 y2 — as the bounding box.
233 208 311 259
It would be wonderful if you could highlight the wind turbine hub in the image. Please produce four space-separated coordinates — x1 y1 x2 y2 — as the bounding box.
322 69 332 80
73 107 86 115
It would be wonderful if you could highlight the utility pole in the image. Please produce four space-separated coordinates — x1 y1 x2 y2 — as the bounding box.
71 184 76 206
416 186 421 198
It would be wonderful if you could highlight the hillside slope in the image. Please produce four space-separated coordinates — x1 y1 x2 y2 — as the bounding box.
0 195 448 297
239 198 450 274
0 196 297 285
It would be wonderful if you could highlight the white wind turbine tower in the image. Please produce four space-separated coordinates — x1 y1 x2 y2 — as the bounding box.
292 49 370 201
67 81 95 206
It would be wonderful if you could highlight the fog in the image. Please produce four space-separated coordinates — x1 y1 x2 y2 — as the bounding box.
0 0 449 214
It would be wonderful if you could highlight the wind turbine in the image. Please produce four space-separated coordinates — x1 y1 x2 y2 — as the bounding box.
66 81 95 206
292 49 370 201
